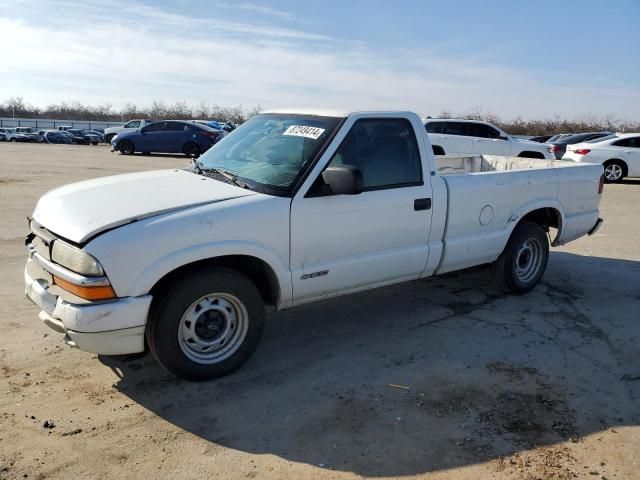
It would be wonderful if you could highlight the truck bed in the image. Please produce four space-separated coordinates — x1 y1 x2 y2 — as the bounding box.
436 154 579 175
433 155 603 275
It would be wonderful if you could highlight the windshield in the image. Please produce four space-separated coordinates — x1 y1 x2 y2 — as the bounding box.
197 114 342 192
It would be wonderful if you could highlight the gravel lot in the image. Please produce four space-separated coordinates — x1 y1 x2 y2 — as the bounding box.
1 142 639 480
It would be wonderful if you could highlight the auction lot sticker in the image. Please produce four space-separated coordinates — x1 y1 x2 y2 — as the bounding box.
283 125 325 140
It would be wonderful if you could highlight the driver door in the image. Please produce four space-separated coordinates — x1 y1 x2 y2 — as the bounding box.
290 116 433 302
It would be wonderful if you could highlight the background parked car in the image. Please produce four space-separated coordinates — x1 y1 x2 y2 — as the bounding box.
548 131 612 159
59 130 90 145
4 128 32 142
563 133 640 183
0 128 11 141
423 118 553 158
192 120 229 137
104 119 155 144
0 132 7 141
14 127 38 142
39 130 74 144
547 133 575 143
68 129 100 145
81 129 105 142
529 135 554 143
112 120 222 157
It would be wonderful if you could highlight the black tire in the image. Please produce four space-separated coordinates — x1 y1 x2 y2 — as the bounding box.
602 160 626 183
10 138 16 142
118 140 135 155
146 268 265 381
491 221 549 294
183 142 200 158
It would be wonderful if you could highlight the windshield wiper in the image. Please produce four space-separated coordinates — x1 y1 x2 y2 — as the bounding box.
204 167 248 189
189 159 248 189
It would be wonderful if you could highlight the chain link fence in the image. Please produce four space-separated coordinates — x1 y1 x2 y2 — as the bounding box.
0 117 123 130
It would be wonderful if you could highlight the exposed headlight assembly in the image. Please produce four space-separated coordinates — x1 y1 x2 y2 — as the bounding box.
51 240 104 276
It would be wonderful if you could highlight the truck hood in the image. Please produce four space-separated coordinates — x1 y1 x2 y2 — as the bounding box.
32 169 255 243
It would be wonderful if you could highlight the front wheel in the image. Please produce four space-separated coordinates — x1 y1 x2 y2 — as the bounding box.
183 142 200 158
146 269 265 381
492 221 549 294
118 140 134 155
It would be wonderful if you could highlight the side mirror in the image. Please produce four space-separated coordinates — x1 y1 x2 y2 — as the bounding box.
322 165 363 195
499 135 509 141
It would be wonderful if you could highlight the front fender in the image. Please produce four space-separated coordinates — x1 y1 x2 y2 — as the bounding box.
123 240 292 306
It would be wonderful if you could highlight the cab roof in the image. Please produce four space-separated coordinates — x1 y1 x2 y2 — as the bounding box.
261 108 416 118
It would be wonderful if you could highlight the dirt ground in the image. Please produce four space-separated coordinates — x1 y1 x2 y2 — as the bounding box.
0 142 639 480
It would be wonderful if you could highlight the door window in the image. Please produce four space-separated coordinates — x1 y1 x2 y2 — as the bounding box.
442 122 469 136
425 121 446 133
125 121 141 128
164 122 187 132
613 137 640 148
325 118 422 190
469 123 501 139
141 122 166 133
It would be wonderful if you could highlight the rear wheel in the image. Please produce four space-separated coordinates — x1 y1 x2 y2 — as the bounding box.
603 160 625 183
146 268 265 381
492 221 549 294
183 142 200 158
118 140 134 155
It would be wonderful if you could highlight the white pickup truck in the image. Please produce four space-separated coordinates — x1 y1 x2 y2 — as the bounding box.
104 119 154 144
24 109 604 380
424 118 553 159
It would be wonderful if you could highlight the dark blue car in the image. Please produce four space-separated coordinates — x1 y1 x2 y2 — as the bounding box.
111 120 222 157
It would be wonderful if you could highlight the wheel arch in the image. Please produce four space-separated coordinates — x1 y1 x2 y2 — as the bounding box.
149 254 281 308
511 206 563 246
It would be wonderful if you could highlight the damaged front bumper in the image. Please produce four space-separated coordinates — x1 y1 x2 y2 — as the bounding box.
24 259 151 355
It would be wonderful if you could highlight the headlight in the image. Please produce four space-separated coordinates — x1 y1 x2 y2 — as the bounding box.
51 241 104 276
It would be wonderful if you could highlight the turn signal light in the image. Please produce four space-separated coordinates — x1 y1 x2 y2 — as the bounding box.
574 149 591 155
53 276 116 301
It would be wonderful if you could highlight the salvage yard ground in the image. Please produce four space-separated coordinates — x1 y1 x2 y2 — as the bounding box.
0 143 639 480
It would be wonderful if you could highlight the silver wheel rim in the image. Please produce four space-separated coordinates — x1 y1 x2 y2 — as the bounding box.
604 164 622 181
514 238 544 284
178 293 249 365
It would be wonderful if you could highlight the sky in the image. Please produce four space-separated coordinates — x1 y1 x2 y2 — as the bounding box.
1 0 639 120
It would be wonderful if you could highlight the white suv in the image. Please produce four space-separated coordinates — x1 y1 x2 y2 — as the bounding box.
423 118 553 159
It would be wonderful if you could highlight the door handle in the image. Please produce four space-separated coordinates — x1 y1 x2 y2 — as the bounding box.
414 198 431 211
